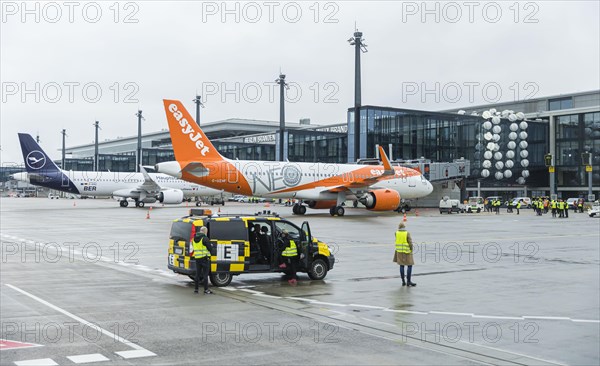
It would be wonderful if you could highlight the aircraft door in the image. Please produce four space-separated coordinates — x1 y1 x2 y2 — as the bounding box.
227 161 239 184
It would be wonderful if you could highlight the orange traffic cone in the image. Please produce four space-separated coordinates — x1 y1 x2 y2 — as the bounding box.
146 210 150 219
403 212 407 222
415 208 419 217
264 202 270 208
218 207 221 213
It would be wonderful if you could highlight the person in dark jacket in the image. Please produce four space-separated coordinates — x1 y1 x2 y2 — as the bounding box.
192 226 213 294
277 230 299 286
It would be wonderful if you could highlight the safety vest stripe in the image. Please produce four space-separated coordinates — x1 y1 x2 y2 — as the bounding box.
282 240 298 257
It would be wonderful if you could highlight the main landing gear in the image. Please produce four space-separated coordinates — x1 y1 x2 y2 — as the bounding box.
329 205 345 217
119 200 129 208
292 203 306 215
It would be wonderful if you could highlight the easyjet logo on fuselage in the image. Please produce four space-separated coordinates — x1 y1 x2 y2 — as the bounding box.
168 103 210 156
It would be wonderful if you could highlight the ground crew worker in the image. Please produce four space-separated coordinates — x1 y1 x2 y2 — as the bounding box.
516 200 521 215
393 222 416 287
278 230 298 285
578 199 584 213
564 199 569 218
193 226 213 294
551 199 557 218
558 199 565 218
494 199 500 215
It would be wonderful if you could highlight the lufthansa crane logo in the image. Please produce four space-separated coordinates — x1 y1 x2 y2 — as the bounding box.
26 151 46 170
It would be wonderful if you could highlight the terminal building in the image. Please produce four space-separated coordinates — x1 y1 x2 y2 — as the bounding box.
4 90 599 202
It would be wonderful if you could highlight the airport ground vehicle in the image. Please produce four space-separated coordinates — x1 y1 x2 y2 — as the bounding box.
48 193 59 199
167 210 335 286
439 196 464 214
465 197 484 213
588 201 600 217
566 198 582 209
510 197 532 208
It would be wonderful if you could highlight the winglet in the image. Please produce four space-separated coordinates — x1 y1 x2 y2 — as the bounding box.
378 146 394 174
139 165 153 182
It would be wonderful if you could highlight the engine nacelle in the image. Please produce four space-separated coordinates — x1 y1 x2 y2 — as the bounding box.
360 189 401 211
307 200 337 209
158 189 184 204
155 161 182 178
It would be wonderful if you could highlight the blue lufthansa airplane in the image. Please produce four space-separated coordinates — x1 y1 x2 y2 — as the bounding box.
12 133 223 208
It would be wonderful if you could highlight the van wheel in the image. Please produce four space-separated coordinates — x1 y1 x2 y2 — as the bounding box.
308 258 328 280
209 273 232 287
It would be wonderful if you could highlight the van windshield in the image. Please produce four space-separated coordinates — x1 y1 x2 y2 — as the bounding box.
170 222 192 242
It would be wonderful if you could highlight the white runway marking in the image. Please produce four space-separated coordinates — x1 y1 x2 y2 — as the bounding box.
430 311 474 316
349 304 385 310
115 349 157 359
383 308 429 315
5 284 156 358
253 293 281 299
220 287 238 291
239 289 263 294
66 353 109 364
14 359 57 366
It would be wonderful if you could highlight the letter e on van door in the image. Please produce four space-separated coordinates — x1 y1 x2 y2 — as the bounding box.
217 244 238 261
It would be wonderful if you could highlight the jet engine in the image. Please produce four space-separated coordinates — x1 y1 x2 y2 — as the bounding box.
307 200 337 209
359 189 401 211
158 189 184 204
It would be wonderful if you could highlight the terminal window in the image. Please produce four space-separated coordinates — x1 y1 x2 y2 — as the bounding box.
549 97 573 111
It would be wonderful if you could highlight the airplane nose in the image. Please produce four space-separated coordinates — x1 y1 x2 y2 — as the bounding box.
426 180 433 195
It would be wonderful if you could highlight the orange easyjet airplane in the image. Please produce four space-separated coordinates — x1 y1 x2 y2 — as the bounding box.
155 99 433 216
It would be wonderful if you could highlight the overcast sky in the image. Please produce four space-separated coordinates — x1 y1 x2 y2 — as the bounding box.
2 0 599 164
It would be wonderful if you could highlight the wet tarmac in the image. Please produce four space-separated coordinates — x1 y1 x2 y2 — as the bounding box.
1 197 598 365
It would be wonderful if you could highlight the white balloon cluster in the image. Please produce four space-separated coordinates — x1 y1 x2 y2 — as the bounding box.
479 108 528 182
518 118 529 179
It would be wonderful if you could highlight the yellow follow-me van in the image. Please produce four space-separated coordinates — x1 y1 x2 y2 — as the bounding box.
167 209 335 286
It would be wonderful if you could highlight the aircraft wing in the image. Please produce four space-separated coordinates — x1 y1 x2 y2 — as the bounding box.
322 146 396 192
136 165 163 194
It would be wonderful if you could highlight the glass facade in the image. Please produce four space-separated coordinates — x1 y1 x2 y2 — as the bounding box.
549 97 573 111
349 106 549 189
288 130 347 163
556 112 600 187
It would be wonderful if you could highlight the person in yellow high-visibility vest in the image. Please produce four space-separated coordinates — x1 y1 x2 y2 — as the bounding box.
192 226 213 294
393 222 416 287
278 230 299 286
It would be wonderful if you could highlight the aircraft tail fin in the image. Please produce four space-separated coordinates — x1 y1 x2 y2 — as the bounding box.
18 133 62 174
378 145 395 176
163 99 224 162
